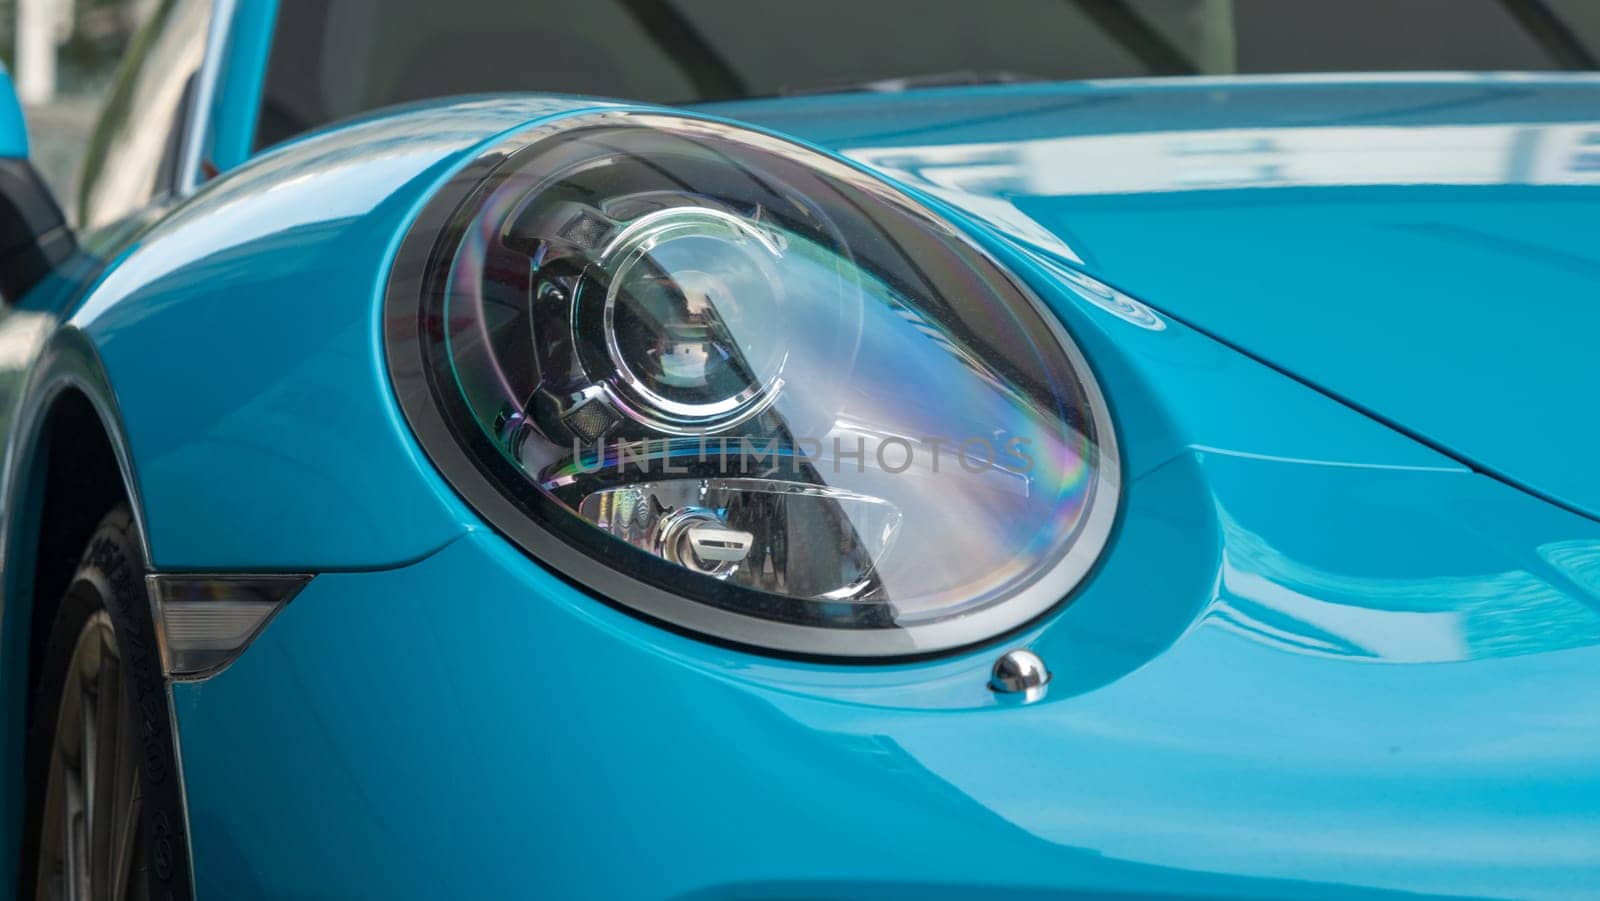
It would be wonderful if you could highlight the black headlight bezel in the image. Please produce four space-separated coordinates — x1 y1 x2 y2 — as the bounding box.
384 110 1121 661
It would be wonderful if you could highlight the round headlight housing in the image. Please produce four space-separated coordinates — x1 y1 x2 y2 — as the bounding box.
386 112 1119 658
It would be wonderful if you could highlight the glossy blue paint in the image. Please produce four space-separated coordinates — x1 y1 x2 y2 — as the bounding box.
8 69 1600 899
0 68 29 158
710 76 1600 524
174 454 1600 899
204 0 277 174
168 89 1600 896
70 98 619 570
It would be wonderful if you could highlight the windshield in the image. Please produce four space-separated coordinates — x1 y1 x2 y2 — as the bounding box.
258 0 1600 150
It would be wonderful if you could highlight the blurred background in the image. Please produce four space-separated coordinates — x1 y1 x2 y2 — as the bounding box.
2 0 151 199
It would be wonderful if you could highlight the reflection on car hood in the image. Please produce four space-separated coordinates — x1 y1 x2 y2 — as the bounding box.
709 74 1600 521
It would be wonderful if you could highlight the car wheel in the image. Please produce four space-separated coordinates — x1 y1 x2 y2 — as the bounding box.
21 507 191 901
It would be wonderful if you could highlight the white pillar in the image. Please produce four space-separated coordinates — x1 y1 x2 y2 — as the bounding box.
16 0 60 106
56 0 77 43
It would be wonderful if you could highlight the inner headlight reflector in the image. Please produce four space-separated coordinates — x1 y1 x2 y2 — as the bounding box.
387 112 1119 657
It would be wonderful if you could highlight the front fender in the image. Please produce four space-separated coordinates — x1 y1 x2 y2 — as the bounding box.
68 97 620 570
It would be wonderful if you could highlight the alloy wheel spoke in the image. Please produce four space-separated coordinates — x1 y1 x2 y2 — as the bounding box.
39 612 139 901
67 692 93 901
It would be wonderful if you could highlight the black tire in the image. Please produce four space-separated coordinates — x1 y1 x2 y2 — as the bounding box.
18 506 192 901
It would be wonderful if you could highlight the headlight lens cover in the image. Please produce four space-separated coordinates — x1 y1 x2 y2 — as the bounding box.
386 112 1118 658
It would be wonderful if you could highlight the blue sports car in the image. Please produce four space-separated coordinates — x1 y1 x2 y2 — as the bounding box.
3 2 1600 899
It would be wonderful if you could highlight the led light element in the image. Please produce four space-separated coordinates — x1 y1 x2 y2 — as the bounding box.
387 112 1119 657
145 575 310 679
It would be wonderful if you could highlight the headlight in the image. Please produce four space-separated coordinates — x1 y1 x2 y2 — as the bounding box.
386 112 1118 658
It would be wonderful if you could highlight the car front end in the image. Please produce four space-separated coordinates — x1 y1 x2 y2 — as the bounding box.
80 80 1600 898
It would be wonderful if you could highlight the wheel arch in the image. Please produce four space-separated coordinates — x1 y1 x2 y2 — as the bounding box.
1 326 149 891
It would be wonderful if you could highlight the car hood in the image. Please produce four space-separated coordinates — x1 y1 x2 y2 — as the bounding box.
708 75 1600 521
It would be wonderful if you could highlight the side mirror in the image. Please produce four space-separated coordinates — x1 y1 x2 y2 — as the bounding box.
0 67 74 304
